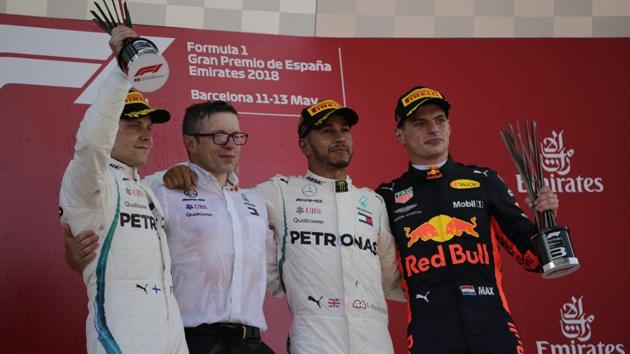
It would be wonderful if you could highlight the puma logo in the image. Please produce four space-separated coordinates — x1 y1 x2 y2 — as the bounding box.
307 295 323 309
136 283 149 294
415 291 430 303
473 169 489 177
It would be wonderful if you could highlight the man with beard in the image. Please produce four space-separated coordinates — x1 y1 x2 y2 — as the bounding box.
161 99 405 353
255 100 404 353
376 86 559 354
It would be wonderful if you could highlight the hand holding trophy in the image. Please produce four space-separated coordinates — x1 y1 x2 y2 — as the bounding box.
91 0 169 92
501 121 580 279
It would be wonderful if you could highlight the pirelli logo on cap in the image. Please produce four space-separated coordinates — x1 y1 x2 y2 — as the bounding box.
125 92 148 105
307 99 341 116
402 88 443 107
125 108 156 118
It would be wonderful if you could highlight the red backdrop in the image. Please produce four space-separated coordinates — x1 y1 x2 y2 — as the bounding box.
1 14 627 353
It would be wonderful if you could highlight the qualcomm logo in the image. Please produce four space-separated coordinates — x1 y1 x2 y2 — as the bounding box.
536 296 625 354
516 130 604 193
0 24 174 104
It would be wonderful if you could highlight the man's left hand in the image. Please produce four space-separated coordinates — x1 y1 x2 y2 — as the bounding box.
526 186 559 217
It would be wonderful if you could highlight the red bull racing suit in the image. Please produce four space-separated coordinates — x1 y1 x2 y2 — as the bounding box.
376 156 540 354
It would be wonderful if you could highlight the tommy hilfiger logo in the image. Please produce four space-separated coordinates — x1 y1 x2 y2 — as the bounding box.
358 211 373 226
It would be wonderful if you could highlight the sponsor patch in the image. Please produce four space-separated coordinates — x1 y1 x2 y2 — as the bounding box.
401 88 443 107
359 195 368 209
302 184 318 197
426 166 442 180
184 189 198 198
394 187 413 204
452 200 484 209
450 179 480 189
307 99 341 116
394 203 418 214
335 180 349 193
460 285 476 296
358 212 373 226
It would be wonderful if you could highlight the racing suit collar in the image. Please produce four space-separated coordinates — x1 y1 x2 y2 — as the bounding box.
407 154 456 181
305 170 353 193
109 158 140 182
187 161 239 192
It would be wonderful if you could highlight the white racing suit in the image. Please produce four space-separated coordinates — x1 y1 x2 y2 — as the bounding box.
256 171 404 354
59 71 187 354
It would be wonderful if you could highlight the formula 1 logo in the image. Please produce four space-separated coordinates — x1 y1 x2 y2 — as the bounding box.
134 64 163 78
0 24 174 104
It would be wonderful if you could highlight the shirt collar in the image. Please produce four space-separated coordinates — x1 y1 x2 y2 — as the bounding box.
109 158 140 181
187 161 239 192
305 170 353 193
411 158 448 171
407 155 456 181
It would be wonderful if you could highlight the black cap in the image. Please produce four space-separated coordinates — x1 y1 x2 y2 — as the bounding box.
395 86 450 127
298 99 359 138
121 91 170 124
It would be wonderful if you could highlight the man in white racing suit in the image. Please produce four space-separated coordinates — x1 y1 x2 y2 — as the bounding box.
255 100 404 354
59 26 187 354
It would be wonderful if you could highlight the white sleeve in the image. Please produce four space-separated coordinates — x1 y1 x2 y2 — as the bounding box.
377 197 406 302
60 69 131 211
255 179 285 297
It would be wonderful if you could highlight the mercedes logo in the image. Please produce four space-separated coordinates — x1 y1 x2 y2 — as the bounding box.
301 184 317 197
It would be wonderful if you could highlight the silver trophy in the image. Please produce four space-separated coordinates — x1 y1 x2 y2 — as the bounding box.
91 0 169 92
501 121 580 279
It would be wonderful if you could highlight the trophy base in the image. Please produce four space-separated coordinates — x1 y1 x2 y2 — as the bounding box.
531 225 580 279
541 257 580 279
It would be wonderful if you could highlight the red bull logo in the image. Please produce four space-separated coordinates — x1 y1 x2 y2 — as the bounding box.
404 215 478 247
426 166 442 180
405 243 490 276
